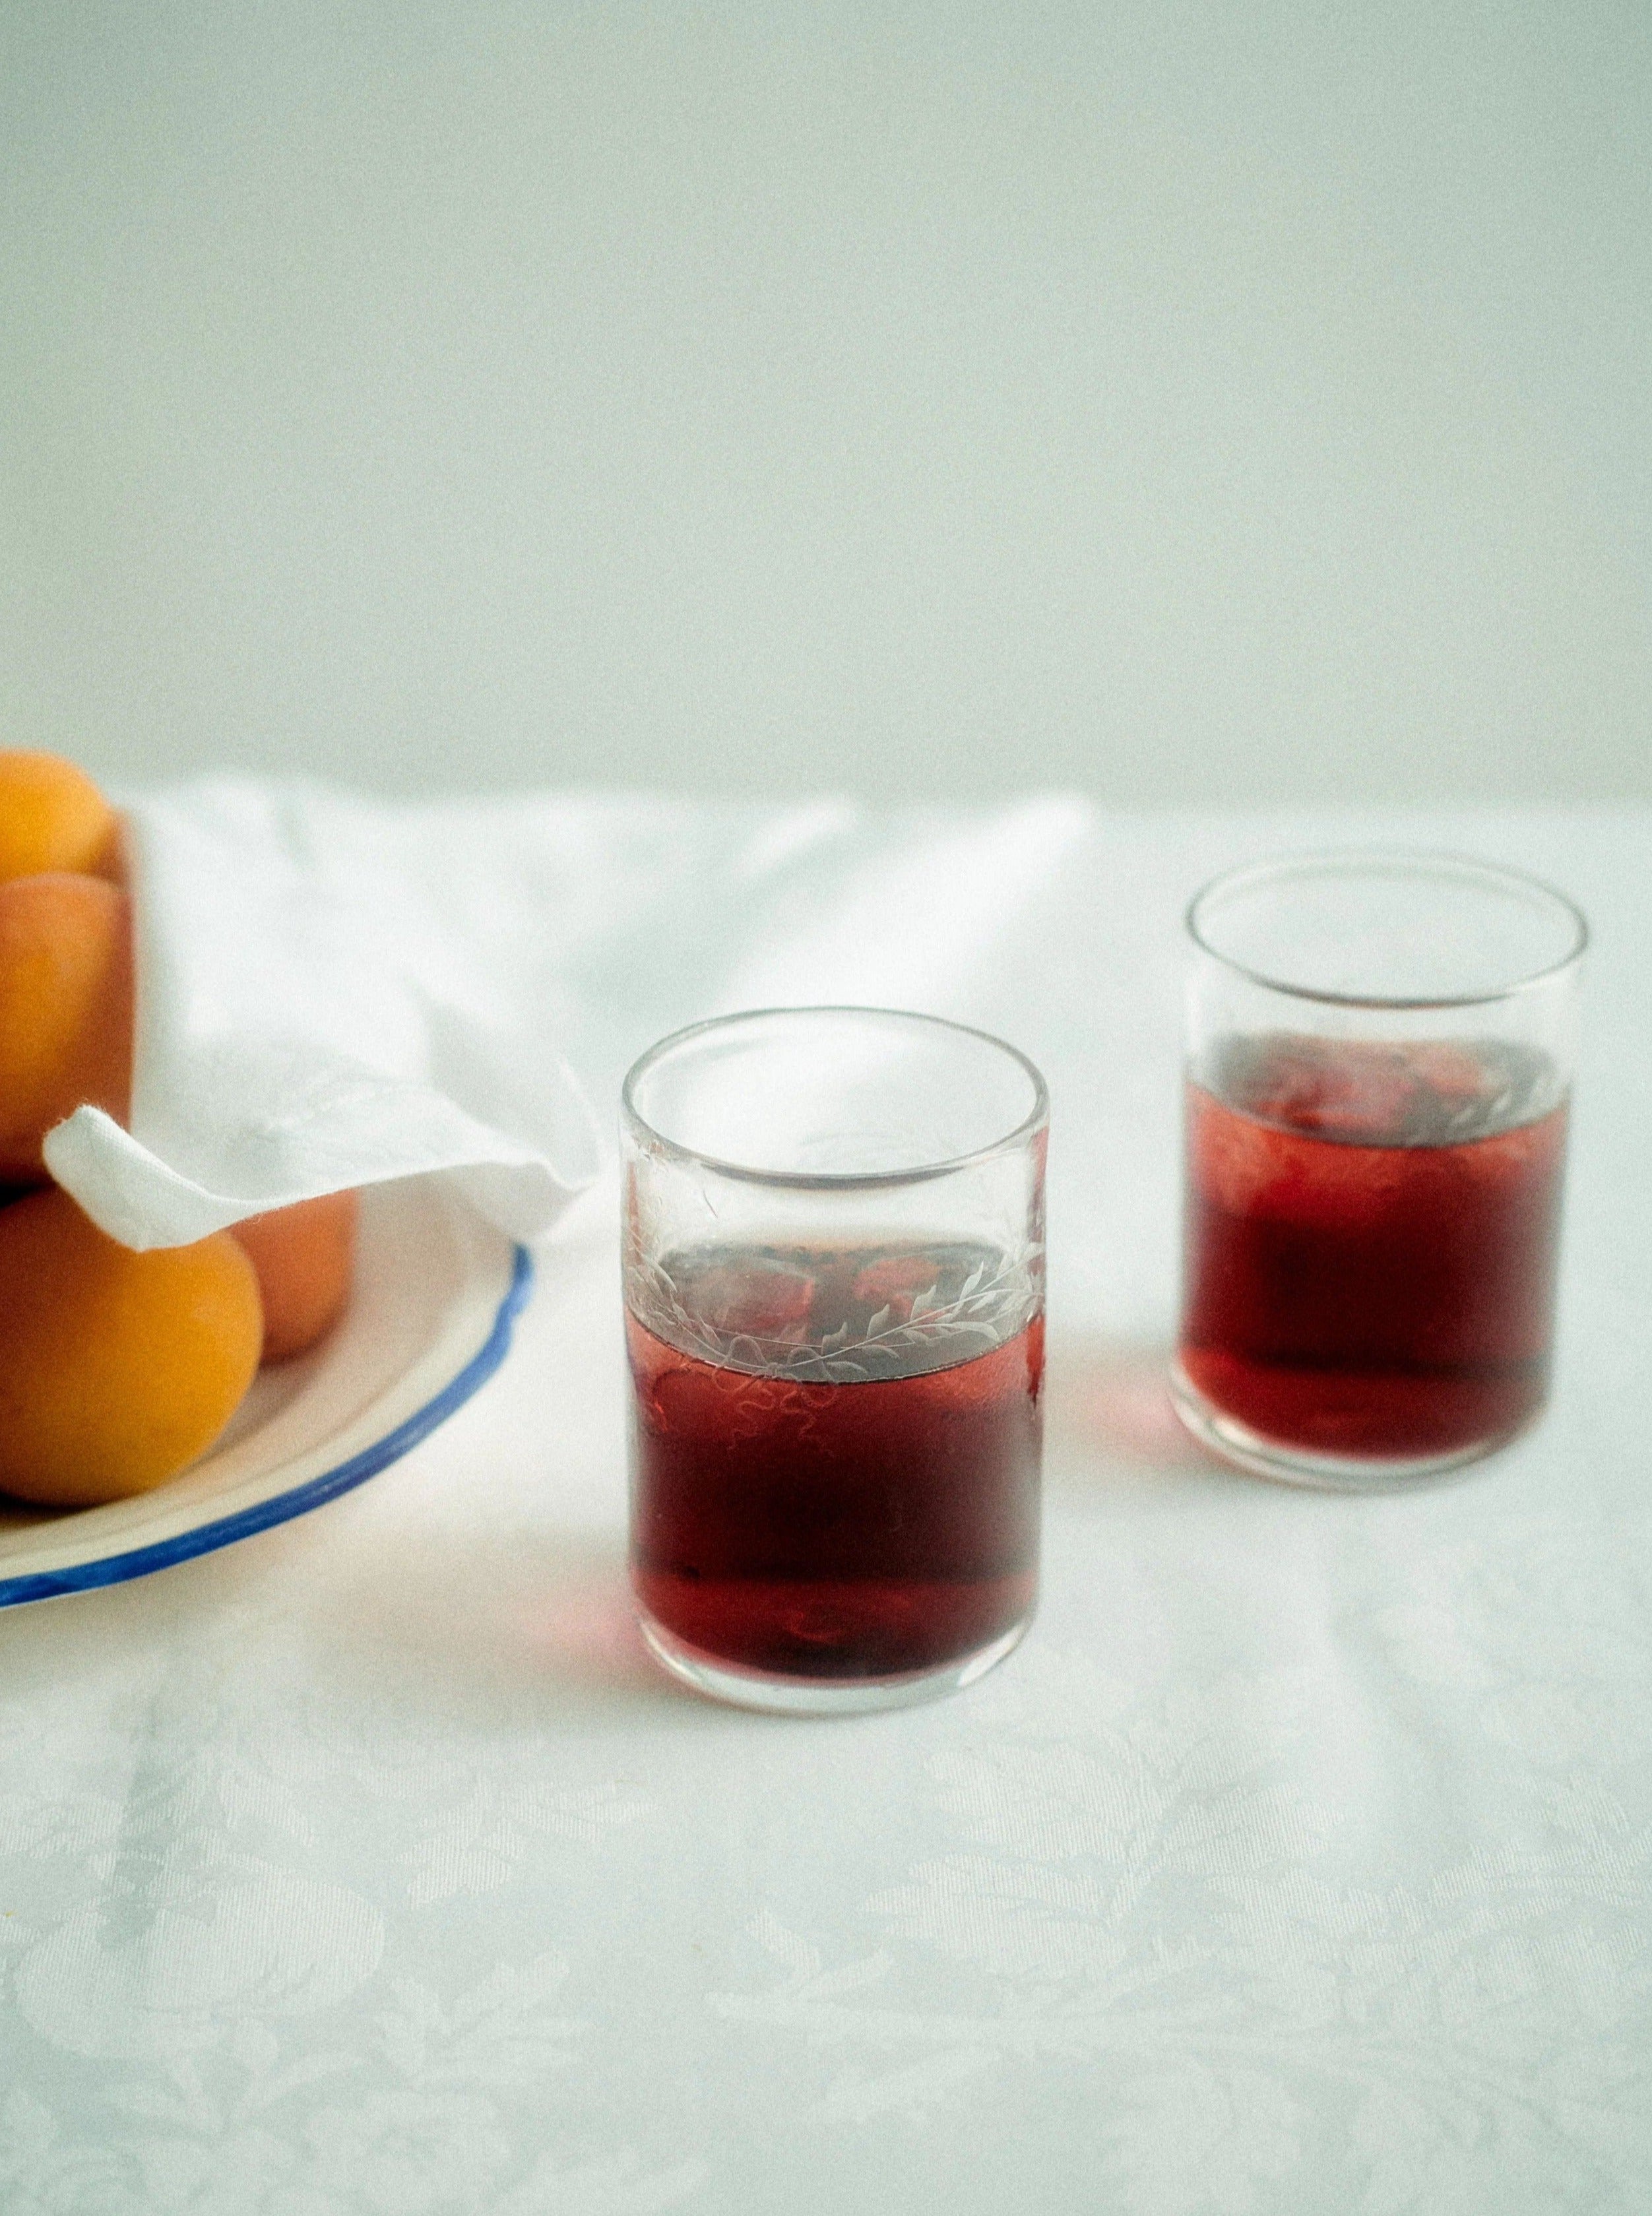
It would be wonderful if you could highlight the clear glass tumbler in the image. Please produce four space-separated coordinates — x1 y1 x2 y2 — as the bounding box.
621 1007 1048 1713
1172 852 1587 1490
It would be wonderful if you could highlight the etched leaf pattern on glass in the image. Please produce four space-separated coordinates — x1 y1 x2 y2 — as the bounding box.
627 1244 1044 1381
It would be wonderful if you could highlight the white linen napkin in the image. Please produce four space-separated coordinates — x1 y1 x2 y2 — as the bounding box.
42 776 1096 1253
44 779 604 1250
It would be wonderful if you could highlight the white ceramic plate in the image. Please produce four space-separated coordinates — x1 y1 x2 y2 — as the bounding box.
0 1180 531 1608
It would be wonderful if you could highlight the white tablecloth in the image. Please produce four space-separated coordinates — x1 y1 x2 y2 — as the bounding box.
3 802 1649 2215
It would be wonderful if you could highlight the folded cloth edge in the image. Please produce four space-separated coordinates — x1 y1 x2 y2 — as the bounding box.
43 1105 592 1251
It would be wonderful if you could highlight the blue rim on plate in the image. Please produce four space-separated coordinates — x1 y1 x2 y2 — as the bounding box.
0 1244 534 1611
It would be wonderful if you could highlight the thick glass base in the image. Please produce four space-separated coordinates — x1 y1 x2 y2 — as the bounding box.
1168 1362 1525 1492
637 1610 1031 1715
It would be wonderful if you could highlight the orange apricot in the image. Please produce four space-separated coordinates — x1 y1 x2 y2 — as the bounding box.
0 873 133 1182
232 1189 360 1363
0 1187 262 1507
0 751 121 883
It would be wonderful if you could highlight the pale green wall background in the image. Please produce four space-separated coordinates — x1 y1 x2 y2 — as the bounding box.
2 1 1647 804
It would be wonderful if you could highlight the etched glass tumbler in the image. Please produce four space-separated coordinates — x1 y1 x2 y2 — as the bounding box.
621 1007 1048 1713
1173 852 1587 1489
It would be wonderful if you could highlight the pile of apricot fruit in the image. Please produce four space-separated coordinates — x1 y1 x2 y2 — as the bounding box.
0 751 358 1509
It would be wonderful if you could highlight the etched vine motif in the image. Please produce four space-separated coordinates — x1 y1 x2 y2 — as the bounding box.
625 1240 1044 1383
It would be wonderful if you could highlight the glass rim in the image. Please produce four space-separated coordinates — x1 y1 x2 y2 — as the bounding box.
620 1004 1050 1189
1186 848 1589 1011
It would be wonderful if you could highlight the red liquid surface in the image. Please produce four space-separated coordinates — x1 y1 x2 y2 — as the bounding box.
1180 1036 1568 1461
628 1242 1042 1681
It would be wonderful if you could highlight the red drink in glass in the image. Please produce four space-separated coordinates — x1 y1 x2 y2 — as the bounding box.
628 1240 1042 1682
1179 1036 1567 1463
623 1006 1048 1707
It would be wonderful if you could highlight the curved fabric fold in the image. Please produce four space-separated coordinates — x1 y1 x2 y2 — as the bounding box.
44 780 601 1250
